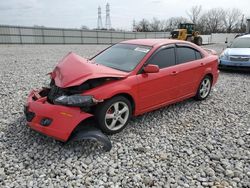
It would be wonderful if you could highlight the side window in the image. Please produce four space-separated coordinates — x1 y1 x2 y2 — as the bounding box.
177 46 203 64
177 47 196 64
148 47 176 69
195 51 202 59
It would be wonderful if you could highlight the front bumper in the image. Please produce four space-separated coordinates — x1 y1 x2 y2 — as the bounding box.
219 59 250 69
24 90 93 142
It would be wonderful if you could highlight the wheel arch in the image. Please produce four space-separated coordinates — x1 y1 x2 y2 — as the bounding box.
206 73 213 82
195 72 213 94
110 93 136 115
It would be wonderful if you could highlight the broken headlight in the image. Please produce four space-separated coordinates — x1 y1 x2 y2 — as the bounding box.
54 95 98 107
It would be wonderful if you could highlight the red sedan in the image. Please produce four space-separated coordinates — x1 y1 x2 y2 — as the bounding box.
25 39 219 145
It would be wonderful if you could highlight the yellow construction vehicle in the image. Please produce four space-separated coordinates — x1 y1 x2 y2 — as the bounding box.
171 23 202 46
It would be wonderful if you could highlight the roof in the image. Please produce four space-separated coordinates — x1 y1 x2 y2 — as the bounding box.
121 39 190 47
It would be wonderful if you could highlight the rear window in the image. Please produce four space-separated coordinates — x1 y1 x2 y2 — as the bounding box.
177 47 202 64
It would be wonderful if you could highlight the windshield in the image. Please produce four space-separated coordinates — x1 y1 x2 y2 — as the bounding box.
92 43 151 72
231 38 250 48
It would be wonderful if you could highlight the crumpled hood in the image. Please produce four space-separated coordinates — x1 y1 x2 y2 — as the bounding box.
225 48 250 56
52 52 128 88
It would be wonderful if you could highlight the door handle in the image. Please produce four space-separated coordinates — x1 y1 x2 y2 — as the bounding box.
171 71 178 76
200 62 205 66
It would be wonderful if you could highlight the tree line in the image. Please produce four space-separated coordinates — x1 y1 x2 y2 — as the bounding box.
133 6 246 34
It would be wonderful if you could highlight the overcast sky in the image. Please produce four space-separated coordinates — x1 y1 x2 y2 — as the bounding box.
0 0 249 30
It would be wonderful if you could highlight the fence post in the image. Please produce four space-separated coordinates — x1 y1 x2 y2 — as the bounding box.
81 30 84 44
97 30 99 44
18 26 22 44
41 28 45 44
110 31 113 44
62 29 65 44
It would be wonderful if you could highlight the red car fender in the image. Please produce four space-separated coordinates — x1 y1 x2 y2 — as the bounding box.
27 96 94 141
84 79 138 113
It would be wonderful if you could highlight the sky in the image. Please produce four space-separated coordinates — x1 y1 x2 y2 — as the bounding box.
0 0 249 30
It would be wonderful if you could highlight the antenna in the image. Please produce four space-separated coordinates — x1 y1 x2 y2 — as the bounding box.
97 6 103 29
105 3 111 30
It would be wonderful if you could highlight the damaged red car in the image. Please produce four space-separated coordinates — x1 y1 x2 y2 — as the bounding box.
24 39 219 150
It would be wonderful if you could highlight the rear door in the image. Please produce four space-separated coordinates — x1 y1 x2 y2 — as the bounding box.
175 44 204 97
136 45 180 111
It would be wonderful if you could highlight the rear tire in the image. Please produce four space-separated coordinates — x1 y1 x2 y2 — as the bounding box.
194 75 212 100
95 96 132 134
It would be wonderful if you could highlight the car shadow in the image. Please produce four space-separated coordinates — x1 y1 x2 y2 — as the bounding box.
2 96 208 164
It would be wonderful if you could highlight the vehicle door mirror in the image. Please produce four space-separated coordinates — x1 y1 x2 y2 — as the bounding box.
143 64 159 73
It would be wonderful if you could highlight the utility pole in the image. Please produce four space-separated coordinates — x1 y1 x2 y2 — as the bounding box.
105 3 111 30
97 6 103 29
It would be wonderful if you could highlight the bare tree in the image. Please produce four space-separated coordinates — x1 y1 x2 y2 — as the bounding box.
196 14 208 34
187 5 202 24
134 19 150 32
164 17 189 31
133 6 244 34
223 8 242 33
202 8 225 33
149 17 164 31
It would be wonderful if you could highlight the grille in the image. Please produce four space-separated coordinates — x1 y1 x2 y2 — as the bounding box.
230 56 250 62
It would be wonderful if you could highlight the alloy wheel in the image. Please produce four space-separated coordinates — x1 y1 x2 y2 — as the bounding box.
199 77 211 98
104 101 129 131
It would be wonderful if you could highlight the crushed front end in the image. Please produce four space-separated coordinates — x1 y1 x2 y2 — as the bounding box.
23 52 129 151
24 80 112 151
24 87 95 141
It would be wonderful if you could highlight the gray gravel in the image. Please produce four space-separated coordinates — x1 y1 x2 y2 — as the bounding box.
0 44 249 188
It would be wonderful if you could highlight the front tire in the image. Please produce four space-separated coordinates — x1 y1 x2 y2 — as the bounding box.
194 75 212 100
95 96 132 134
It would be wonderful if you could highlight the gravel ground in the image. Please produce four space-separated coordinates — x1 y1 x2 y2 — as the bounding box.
0 43 249 188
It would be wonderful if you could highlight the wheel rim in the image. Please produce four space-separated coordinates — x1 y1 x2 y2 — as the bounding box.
199 78 211 98
104 101 129 131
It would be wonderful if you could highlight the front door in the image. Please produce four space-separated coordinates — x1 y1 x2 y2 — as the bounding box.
136 46 180 111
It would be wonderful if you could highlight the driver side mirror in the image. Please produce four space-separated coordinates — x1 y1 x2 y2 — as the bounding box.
143 64 159 73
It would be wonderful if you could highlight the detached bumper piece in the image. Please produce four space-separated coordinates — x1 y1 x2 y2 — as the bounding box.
70 126 112 152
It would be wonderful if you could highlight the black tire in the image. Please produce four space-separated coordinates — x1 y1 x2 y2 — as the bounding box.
194 37 202 46
95 96 132 134
194 75 212 101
